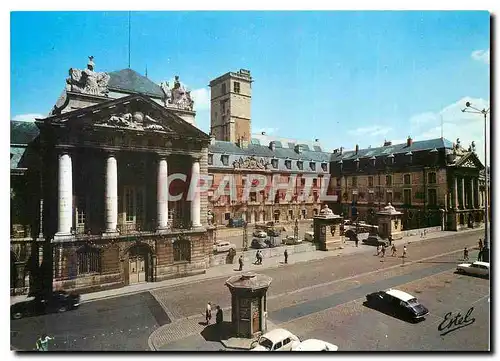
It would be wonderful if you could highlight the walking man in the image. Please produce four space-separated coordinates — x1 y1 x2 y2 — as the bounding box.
355 237 359 247
255 250 260 265
463 247 469 261
376 245 381 256
391 244 397 257
402 245 407 259
478 239 483 252
215 305 223 338
36 334 53 352
206 302 212 325
238 255 243 271
284 249 288 264
381 245 386 258
258 250 263 265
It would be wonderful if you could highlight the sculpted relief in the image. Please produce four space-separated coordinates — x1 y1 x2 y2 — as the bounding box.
66 56 110 97
233 156 271 170
160 76 194 111
96 111 169 131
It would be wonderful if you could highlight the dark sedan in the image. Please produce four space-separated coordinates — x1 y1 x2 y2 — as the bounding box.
251 238 268 249
344 229 358 241
365 289 429 322
362 235 389 247
11 290 81 320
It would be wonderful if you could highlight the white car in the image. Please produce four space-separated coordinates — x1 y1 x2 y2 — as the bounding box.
292 339 339 351
304 231 314 242
250 328 300 351
283 236 302 245
253 230 268 238
457 261 489 277
212 241 236 253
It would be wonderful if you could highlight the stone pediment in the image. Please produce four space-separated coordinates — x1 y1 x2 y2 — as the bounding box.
455 152 484 170
42 94 210 141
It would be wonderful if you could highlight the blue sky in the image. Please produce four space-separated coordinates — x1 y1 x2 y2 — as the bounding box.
11 11 490 160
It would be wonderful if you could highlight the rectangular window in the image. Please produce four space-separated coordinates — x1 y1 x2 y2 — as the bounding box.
313 178 318 187
301 178 306 186
428 189 437 206
208 154 213 165
428 172 437 184
368 176 374 187
221 155 229 166
386 191 393 204
124 186 145 225
368 192 374 204
321 163 327 172
386 175 392 186
352 177 357 187
310 162 316 171
224 212 231 221
285 160 292 169
271 159 278 168
352 193 358 203
250 192 257 202
221 83 227 95
234 81 240 93
297 161 303 170
76 196 86 226
404 189 412 205
404 174 411 185
125 187 135 222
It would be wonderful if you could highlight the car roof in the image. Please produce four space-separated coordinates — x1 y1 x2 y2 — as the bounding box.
261 328 293 343
295 339 328 350
474 261 490 267
385 289 415 302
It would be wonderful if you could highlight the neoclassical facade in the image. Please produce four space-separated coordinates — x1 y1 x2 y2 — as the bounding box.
10 58 212 295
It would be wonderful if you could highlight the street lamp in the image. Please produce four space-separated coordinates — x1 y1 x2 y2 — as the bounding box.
461 102 490 243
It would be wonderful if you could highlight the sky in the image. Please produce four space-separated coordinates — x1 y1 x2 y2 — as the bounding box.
10 11 490 162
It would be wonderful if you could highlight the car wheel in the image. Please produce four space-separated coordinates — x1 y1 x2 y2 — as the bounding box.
58 305 68 313
12 312 23 320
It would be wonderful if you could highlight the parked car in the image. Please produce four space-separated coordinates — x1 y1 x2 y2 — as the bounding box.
303 231 314 242
253 230 268 238
456 261 489 277
229 218 246 227
251 328 301 351
212 240 236 254
365 289 429 322
292 339 339 351
283 236 302 245
11 290 81 320
362 235 389 247
251 238 268 249
344 229 358 241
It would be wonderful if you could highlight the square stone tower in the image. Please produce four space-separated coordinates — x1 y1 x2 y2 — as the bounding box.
209 69 252 143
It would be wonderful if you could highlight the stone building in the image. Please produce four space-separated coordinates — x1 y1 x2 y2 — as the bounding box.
328 137 486 231
10 57 212 296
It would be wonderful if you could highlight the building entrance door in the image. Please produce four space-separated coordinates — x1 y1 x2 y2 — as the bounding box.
127 244 150 285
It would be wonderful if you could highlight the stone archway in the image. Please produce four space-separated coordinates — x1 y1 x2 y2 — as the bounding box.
124 243 153 285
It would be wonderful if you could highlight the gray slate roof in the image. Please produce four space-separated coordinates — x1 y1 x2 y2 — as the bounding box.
108 69 164 98
11 121 40 144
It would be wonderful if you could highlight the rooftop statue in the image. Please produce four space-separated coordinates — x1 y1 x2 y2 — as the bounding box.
320 204 334 215
159 76 194 111
66 56 110 97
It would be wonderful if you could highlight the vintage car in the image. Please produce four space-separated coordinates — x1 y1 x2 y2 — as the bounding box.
283 236 302 245
251 328 301 351
456 261 489 277
229 218 246 227
251 238 268 249
253 230 268 238
11 290 81 320
365 289 429 322
303 231 315 242
362 235 389 247
212 240 236 254
292 339 339 351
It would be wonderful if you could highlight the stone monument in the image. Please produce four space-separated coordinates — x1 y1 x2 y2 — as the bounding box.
313 204 343 251
377 203 403 240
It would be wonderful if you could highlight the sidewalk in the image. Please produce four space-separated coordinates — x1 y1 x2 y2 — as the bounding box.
10 227 484 306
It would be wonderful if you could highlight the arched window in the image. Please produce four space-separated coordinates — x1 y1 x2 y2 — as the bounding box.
173 238 191 262
77 245 101 275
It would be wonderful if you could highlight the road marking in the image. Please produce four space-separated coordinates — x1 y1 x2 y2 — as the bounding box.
472 294 490 305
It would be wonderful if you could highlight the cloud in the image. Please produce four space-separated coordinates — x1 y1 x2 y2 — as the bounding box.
348 126 392 137
190 88 210 111
471 49 490 65
409 112 437 126
411 96 490 164
255 127 279 135
12 113 45 122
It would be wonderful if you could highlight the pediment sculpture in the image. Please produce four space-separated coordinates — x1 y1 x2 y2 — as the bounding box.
320 204 334 215
96 111 168 131
160 76 194 111
66 56 110 97
461 159 476 168
233 156 271 170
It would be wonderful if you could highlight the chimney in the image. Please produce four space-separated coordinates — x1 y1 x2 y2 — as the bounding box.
315 138 319 142
209 133 216 145
383 140 392 147
355 144 359 154
407 136 413 147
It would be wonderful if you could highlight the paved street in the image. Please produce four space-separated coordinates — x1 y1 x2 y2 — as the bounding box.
11 229 488 351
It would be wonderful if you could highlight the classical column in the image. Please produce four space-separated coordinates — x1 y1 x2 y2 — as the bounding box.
461 177 465 209
104 153 118 233
470 178 475 209
475 178 480 208
453 177 459 210
190 156 202 228
157 156 169 230
55 152 73 237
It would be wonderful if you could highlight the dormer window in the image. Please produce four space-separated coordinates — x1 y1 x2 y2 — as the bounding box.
208 154 213 165
310 162 316 171
355 158 360 170
294 144 302 154
405 151 413 164
321 163 327 172
269 142 276 151
297 161 303 170
387 154 395 165
370 156 376 167
285 160 292 169
221 155 229 166
271 158 279 169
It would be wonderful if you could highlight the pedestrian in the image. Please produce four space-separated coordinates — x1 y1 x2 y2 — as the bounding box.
238 255 243 271
402 246 407 258
477 249 483 262
463 247 469 261
206 302 212 325
284 249 288 264
355 237 359 247
376 245 381 256
255 250 260 265
391 244 397 257
215 305 223 337
257 250 263 265
478 239 483 251
381 245 386 258
36 334 53 352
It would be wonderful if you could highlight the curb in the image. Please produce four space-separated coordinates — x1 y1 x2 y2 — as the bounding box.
42 228 486 306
